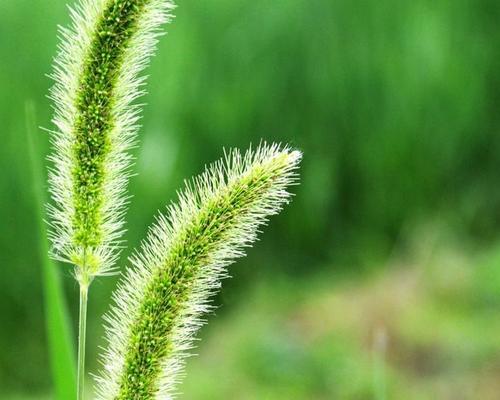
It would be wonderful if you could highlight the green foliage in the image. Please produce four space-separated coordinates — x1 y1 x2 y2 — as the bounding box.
2 0 500 397
177 242 500 399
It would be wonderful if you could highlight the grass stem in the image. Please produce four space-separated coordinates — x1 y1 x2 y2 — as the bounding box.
77 284 89 400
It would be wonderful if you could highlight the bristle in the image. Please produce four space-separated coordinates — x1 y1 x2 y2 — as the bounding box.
47 0 175 284
95 143 302 399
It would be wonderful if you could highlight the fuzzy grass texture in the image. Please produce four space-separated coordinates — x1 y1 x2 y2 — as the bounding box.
47 1 175 399
48 0 175 285
95 145 301 399
46 1 301 399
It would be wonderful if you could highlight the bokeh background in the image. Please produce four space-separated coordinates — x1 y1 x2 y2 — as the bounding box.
2 0 500 398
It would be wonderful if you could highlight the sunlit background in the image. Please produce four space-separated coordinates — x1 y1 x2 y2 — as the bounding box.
2 0 500 398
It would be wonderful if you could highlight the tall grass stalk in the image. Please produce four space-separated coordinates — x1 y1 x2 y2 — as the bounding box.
47 1 174 398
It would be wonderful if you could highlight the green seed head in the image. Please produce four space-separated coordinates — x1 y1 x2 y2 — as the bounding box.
95 143 301 399
47 0 175 283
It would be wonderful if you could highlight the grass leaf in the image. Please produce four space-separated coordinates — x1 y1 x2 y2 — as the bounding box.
25 102 77 400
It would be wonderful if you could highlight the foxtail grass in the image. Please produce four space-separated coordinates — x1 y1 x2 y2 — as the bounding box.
47 1 175 398
48 0 175 284
95 144 301 399
46 1 301 398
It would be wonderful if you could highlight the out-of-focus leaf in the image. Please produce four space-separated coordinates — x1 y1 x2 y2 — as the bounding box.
25 102 77 400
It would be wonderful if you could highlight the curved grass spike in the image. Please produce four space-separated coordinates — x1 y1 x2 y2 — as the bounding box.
96 144 301 399
47 1 174 399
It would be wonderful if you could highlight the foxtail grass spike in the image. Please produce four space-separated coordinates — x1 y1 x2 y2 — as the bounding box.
95 143 302 400
47 0 175 285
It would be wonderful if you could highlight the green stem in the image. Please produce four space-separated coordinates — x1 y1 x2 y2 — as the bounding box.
77 284 89 400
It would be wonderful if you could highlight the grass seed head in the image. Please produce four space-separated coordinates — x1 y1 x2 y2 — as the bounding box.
47 0 175 284
95 143 302 399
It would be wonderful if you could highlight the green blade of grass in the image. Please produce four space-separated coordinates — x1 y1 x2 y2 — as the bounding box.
25 101 77 400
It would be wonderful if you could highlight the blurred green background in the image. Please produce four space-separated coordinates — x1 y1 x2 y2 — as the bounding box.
2 0 500 398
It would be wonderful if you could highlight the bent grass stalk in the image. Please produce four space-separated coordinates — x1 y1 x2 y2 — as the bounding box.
95 144 301 399
47 0 174 398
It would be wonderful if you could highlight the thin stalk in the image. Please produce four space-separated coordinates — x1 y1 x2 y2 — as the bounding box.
77 284 89 400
